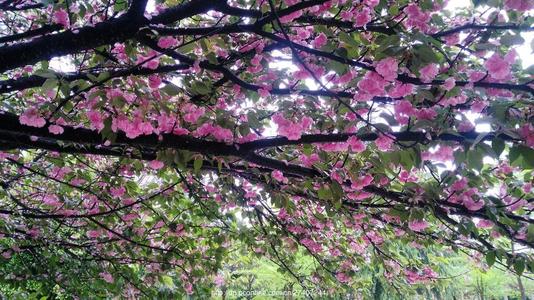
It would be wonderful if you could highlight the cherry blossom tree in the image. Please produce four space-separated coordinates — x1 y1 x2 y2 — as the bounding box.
0 0 533 297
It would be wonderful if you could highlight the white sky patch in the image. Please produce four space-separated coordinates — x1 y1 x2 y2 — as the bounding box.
146 0 156 13
49 57 76 72
445 0 471 11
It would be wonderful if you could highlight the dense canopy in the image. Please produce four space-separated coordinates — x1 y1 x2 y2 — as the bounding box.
0 0 533 298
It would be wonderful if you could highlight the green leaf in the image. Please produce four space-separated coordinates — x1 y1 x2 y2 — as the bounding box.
414 44 439 64
42 78 58 91
330 181 344 203
467 147 483 170
193 158 203 173
191 81 211 95
486 251 496 267
160 275 175 288
492 138 505 157
161 83 181 96
179 42 196 54
527 224 534 243
509 145 534 169
514 259 525 275
318 187 332 200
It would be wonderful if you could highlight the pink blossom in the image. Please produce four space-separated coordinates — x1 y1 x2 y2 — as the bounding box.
278 207 290 221
300 153 320 167
157 36 178 49
137 54 159 70
524 183 532 194
43 194 61 207
422 145 454 162
214 275 225 287
357 72 386 97
364 0 379 8
389 82 414 98
463 197 484 211
351 174 373 190
408 219 428 232
457 121 474 132
320 142 349 152
272 113 312 140
354 7 372 27
505 0 533 11
451 178 467 192
20 108 46 128
100 272 114 283
442 77 456 91
375 134 394 151
48 125 64 135
87 230 101 238
347 136 366 153
336 272 351 283
53 9 69 28
258 87 270 98
122 213 137 222
375 57 398 81
149 160 165 170
403 4 431 32
415 108 437 120
112 43 128 62
471 101 488 113
183 104 205 124
444 33 460 46
279 10 302 23
272 170 288 183
518 124 534 148
250 54 263 66
87 111 105 132
117 117 154 139
477 219 494 229
195 123 233 143
148 75 162 89
484 53 511 80
394 100 415 124
110 186 126 198
312 33 327 48
419 64 439 83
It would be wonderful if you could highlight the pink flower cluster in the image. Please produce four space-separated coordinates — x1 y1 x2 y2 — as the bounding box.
408 219 428 232
505 0 533 11
272 113 313 140
347 136 366 152
53 9 69 28
300 237 323 254
405 267 437 284
299 153 320 167
157 36 178 49
484 53 511 80
19 108 46 128
519 124 534 148
422 145 455 162
311 32 327 48
112 115 154 139
375 134 394 151
419 64 439 83
356 71 386 100
375 57 398 81
183 103 206 124
195 123 233 143
272 170 288 184
403 4 432 33
448 179 485 211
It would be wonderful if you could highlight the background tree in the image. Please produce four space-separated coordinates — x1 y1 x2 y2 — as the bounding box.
0 0 533 298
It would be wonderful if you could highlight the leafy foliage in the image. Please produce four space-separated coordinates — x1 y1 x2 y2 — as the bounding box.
0 0 533 297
